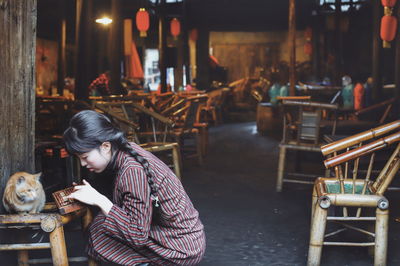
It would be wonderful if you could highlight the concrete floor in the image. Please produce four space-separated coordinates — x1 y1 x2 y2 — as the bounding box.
2 121 400 265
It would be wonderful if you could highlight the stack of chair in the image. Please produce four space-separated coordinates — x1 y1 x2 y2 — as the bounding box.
308 120 400 266
93 101 183 179
276 99 338 192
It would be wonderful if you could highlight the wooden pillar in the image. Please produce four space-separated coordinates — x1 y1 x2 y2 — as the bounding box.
312 15 320 80
183 0 191 85
394 3 400 115
288 0 296 96
75 0 94 100
158 0 167 92
108 0 123 95
334 0 342 84
57 0 67 96
372 0 382 102
0 0 37 213
174 37 184 91
196 27 210 91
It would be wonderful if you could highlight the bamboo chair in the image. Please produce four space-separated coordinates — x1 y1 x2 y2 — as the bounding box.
93 101 183 179
307 120 400 266
165 96 207 165
276 100 338 192
0 202 95 266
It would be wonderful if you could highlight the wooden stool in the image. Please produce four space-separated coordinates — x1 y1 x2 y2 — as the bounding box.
0 204 98 266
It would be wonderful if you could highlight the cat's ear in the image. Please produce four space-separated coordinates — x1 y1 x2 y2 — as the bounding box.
33 172 42 181
17 176 25 184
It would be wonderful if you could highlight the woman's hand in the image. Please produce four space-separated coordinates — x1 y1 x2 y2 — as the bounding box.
68 179 113 215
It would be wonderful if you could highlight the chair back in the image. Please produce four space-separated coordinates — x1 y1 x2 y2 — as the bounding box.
321 120 400 197
281 100 338 145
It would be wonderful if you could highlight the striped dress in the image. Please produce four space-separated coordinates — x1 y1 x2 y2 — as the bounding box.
87 143 206 265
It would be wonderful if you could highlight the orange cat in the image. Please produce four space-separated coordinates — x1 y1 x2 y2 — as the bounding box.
2 172 45 214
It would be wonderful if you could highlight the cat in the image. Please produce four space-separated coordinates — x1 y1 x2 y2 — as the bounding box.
2 172 46 214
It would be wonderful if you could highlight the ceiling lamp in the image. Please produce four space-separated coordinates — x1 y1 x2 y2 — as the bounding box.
170 18 181 39
136 8 150 37
95 17 112 25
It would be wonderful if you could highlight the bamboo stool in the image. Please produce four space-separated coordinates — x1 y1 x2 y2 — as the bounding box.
307 120 400 266
276 100 338 192
0 203 97 266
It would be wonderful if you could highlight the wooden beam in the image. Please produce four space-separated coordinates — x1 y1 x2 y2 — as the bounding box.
288 0 296 96
0 0 37 213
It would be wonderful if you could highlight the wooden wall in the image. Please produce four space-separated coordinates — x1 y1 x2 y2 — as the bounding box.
0 0 37 213
210 31 309 82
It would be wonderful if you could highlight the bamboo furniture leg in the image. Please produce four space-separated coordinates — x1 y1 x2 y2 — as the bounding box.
196 133 203 165
307 204 328 266
49 224 68 266
374 208 388 266
17 250 29 266
171 143 182 180
276 145 286 192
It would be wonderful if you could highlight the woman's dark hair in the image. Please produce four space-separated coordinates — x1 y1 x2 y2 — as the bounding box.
63 110 159 207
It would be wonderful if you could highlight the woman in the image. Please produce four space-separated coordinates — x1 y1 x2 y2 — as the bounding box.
63 110 205 265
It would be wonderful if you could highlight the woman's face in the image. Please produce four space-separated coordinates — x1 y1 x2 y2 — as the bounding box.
77 142 112 173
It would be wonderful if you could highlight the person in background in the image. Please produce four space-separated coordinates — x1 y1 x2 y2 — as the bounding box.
353 77 365 111
88 71 111 96
268 73 282 105
364 77 373 107
63 110 205 265
341 75 354 109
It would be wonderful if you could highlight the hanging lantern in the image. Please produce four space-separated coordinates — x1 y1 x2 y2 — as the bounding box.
304 42 312 56
381 0 397 7
189 28 198 42
380 15 397 47
380 0 398 48
136 8 149 37
170 18 181 38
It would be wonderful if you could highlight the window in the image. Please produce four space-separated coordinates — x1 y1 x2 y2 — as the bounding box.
319 0 366 12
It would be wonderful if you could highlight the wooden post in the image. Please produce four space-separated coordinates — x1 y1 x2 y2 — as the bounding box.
394 4 400 115
196 27 210 91
288 0 296 96
109 0 123 95
75 0 94 100
183 0 191 85
372 0 382 102
57 0 67 96
0 0 37 213
174 37 184 91
159 0 167 93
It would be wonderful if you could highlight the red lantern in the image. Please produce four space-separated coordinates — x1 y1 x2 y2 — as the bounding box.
170 18 180 38
189 28 198 42
381 15 397 41
136 8 149 37
304 42 312 55
381 0 397 7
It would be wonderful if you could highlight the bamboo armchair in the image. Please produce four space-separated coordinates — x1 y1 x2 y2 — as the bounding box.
276 100 338 192
308 120 400 266
165 95 208 165
93 101 182 179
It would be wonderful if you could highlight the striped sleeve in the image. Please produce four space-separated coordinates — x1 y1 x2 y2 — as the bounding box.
102 166 152 247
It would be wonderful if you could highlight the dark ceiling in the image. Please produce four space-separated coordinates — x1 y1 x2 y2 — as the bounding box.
37 0 370 41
